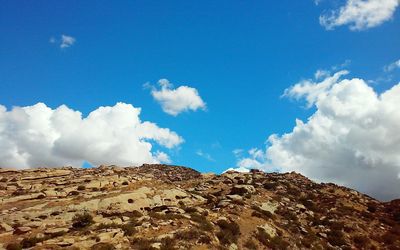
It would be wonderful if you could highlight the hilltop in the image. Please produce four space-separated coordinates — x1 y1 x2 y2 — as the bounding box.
0 164 399 249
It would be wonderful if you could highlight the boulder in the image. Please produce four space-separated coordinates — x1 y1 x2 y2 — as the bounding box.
230 185 256 195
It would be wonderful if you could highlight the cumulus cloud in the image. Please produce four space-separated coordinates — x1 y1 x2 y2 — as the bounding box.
49 34 76 49
0 102 183 169
147 79 206 116
320 0 399 30
234 71 400 200
384 59 400 72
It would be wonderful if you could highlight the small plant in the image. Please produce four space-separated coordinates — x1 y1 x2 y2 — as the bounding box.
120 221 137 236
160 237 176 250
189 213 213 231
216 220 240 245
72 212 94 228
327 229 347 247
77 185 86 191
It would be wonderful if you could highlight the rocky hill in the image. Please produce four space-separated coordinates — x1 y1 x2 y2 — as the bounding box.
0 164 399 250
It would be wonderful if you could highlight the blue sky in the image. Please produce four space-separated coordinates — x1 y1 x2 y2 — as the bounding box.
1 0 400 190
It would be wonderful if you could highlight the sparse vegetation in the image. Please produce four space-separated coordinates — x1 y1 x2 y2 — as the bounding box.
189 213 213 231
216 219 240 245
72 212 94 228
175 228 202 241
327 229 347 247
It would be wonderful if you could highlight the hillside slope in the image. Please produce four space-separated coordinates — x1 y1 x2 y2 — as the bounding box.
0 164 399 249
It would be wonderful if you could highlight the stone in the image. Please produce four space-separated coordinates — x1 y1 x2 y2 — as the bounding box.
259 201 278 214
0 223 13 232
257 223 276 238
230 185 256 195
226 194 243 201
15 226 31 234
45 227 69 235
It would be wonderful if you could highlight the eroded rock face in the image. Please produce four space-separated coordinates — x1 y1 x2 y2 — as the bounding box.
0 164 399 249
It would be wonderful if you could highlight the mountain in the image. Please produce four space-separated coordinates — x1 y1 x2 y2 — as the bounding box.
0 164 399 249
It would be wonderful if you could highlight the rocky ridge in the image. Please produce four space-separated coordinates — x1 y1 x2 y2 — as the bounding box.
0 164 399 249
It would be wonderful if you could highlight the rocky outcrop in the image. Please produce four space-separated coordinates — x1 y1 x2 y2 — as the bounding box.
0 165 399 249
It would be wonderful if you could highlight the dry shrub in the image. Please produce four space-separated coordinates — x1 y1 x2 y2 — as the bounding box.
216 220 240 245
72 212 94 228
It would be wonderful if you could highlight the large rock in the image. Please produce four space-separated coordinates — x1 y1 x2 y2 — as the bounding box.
257 223 277 238
230 185 256 195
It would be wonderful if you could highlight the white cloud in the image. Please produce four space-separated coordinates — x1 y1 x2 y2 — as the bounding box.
49 34 76 49
196 150 215 162
147 79 206 116
283 70 349 108
60 35 76 48
0 102 183 169
234 71 400 200
384 59 400 72
320 0 399 30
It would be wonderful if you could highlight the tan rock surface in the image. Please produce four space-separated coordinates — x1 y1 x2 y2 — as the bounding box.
0 165 399 249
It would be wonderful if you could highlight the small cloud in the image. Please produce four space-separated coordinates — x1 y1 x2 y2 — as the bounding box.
232 149 244 158
196 150 215 162
319 0 399 31
146 79 206 116
49 34 76 49
60 35 76 48
384 59 400 72
49 37 56 44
